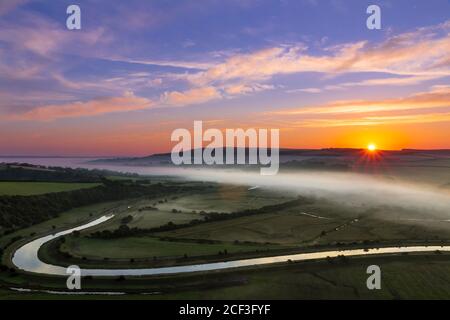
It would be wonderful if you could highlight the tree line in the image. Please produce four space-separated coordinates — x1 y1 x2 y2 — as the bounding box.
0 180 183 231
0 163 140 182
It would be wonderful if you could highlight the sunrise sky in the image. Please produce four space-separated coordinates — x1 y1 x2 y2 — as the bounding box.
0 0 449 156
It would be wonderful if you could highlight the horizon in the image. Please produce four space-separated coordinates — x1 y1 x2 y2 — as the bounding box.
2 146 450 159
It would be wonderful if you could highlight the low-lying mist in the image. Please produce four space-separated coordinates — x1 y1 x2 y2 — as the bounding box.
177 168 450 219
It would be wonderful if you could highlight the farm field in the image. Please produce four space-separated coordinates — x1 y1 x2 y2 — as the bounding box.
1 162 449 300
0 181 100 196
162 256 450 300
59 236 282 260
80 185 298 232
1 254 449 300
37 183 450 268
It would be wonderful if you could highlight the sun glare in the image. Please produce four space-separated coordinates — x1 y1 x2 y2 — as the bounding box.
367 143 377 152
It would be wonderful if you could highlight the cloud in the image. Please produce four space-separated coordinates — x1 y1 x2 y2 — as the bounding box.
0 0 28 16
297 112 450 127
162 86 221 106
270 86 450 127
277 86 450 115
187 21 450 89
287 87 322 94
182 39 196 48
0 14 107 58
2 11 449 120
12 92 154 121
298 74 444 94
105 57 213 70
225 83 275 95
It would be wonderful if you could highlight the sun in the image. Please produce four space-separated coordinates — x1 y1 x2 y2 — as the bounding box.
367 143 377 152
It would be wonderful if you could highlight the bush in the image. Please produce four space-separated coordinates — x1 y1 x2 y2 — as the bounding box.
121 215 133 224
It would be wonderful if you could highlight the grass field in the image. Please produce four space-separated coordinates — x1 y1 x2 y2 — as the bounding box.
154 185 296 213
163 256 450 299
0 181 100 196
1 168 450 300
1 255 449 299
37 185 450 266
0 200 126 255
159 212 344 244
159 211 450 245
59 236 282 259
82 185 298 232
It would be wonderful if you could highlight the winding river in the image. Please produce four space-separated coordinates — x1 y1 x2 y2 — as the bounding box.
11 215 450 277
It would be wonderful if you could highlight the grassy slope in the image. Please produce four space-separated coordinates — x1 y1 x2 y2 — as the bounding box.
0 181 100 196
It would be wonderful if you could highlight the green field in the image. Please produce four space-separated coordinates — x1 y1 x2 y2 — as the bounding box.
59 236 281 260
80 185 298 233
159 212 343 244
1 165 450 300
154 186 296 213
32 185 450 267
0 181 100 196
1 255 449 299
0 200 125 251
162 256 450 299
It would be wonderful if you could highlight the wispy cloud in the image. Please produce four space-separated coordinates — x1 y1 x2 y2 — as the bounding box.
187 21 450 91
0 0 28 16
2 8 449 121
224 83 275 95
162 87 221 106
0 14 108 58
286 87 322 94
296 112 450 127
104 57 213 70
11 91 154 121
270 85 450 127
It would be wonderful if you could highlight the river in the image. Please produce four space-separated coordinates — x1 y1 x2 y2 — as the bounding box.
11 215 450 277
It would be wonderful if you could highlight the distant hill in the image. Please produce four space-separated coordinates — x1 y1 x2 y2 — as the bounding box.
88 148 450 168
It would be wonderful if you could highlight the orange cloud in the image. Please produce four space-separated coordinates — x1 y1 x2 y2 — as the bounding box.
296 112 450 127
14 92 154 121
269 86 450 127
224 83 274 95
188 21 450 88
162 86 221 106
275 86 450 114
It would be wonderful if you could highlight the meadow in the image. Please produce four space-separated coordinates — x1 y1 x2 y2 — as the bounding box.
0 160 449 299
0 181 100 196
33 181 450 269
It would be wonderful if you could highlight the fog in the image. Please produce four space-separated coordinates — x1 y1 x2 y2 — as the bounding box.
2 157 448 219
178 168 450 219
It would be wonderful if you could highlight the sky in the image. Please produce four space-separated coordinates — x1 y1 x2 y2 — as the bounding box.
0 0 449 156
